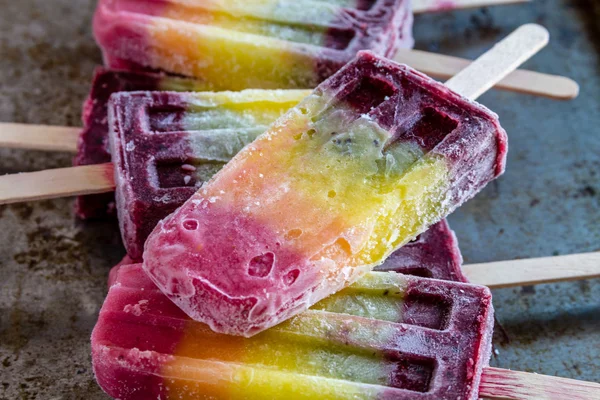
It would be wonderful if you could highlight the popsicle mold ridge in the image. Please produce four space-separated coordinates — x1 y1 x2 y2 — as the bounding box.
79 69 465 283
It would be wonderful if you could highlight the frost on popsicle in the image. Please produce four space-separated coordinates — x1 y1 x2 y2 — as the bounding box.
143 51 507 337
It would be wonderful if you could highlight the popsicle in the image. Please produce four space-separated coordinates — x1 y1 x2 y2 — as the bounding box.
92 262 494 400
141 47 512 336
94 0 414 90
92 0 551 93
93 263 600 399
1 66 463 273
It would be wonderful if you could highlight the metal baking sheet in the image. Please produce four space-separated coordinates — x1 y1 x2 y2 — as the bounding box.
0 0 598 398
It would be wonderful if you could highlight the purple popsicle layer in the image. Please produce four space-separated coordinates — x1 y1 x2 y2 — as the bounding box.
93 263 493 399
75 67 211 219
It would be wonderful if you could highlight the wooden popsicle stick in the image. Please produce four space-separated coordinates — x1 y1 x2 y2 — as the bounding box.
413 0 529 14
445 24 549 100
394 49 579 100
0 122 79 152
480 367 600 400
0 163 115 204
465 252 600 288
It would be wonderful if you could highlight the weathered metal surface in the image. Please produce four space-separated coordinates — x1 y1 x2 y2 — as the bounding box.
0 0 598 398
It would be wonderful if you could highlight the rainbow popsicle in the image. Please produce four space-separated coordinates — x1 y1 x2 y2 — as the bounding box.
93 0 413 89
142 51 507 336
92 263 493 400
75 67 213 219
